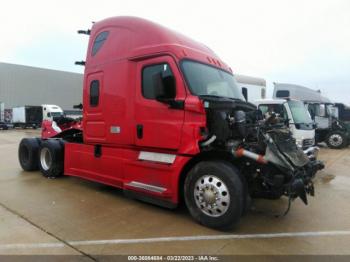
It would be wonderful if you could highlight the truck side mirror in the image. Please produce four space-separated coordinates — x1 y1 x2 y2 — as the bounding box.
152 72 184 109
242 87 248 102
284 118 290 127
310 111 315 120
152 72 176 102
73 103 83 110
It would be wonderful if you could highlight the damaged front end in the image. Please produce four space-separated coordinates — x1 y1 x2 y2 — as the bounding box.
200 96 325 212
257 128 324 205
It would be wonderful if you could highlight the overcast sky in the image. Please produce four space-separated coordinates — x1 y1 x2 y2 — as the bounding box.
1 0 349 103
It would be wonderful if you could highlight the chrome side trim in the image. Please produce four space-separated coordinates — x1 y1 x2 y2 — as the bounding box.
126 181 166 193
138 151 176 164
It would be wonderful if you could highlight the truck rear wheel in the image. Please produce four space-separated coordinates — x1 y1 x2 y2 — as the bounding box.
18 138 40 171
184 161 243 229
39 139 64 178
326 131 348 149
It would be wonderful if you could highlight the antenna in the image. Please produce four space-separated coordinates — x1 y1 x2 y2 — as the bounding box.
75 27 89 67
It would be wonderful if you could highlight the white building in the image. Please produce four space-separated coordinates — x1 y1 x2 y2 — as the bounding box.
0 62 83 111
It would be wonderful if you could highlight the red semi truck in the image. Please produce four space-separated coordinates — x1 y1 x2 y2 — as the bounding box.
18 17 324 229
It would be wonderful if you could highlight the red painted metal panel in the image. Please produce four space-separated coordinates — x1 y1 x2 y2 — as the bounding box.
134 55 186 150
64 142 191 204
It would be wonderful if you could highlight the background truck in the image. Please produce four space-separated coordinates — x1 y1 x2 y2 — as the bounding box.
254 99 317 153
12 104 63 128
18 16 323 229
235 74 266 103
334 103 350 122
273 83 350 149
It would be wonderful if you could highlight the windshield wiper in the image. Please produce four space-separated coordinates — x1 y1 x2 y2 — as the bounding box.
199 95 244 101
199 95 223 99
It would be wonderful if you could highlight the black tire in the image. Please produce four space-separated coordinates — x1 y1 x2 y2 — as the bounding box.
326 131 348 149
38 139 64 178
184 161 243 229
18 138 40 171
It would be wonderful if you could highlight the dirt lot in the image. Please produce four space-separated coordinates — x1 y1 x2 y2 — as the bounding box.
0 129 350 259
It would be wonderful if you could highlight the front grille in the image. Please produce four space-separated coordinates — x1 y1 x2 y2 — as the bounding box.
303 138 315 148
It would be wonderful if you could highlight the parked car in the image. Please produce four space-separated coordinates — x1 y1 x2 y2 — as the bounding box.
0 122 9 130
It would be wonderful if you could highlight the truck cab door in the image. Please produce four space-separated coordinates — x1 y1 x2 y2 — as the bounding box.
134 56 186 150
83 72 107 143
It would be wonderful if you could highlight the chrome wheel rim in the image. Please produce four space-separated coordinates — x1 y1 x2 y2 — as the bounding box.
329 134 343 147
194 175 230 217
40 147 52 171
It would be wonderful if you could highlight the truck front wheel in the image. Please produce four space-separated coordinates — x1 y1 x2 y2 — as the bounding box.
326 131 348 149
184 161 243 229
18 138 40 171
39 140 64 178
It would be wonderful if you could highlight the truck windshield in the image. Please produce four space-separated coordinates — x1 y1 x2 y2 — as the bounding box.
327 104 337 118
288 100 312 124
181 60 245 100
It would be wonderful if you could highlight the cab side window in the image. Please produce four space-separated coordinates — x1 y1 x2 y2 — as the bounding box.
91 31 109 56
276 90 290 98
90 80 100 107
142 63 175 100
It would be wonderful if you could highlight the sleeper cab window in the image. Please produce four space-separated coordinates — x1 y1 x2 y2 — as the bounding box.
141 63 175 100
90 80 100 107
276 90 290 98
91 31 109 56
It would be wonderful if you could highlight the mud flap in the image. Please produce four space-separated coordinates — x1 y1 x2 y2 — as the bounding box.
291 178 308 205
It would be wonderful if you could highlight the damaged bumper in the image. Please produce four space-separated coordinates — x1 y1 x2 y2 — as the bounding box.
290 159 325 205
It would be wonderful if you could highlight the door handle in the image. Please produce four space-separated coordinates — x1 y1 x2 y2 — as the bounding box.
137 124 143 139
94 144 102 158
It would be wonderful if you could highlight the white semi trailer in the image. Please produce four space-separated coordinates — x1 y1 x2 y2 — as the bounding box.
236 74 266 103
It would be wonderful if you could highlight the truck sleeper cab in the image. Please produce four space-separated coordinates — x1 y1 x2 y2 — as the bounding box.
18 17 324 229
42 104 64 121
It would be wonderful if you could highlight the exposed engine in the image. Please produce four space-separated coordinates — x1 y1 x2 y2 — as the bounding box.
200 97 324 211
